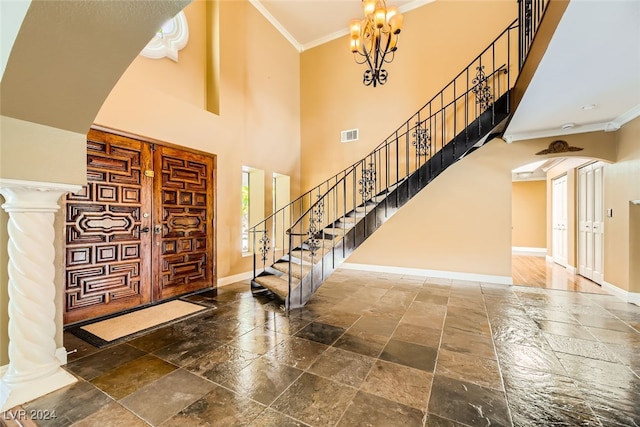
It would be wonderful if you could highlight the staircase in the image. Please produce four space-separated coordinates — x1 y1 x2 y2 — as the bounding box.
250 1 549 310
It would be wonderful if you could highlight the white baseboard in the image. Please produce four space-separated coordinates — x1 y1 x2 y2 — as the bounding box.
217 271 253 287
603 281 640 306
512 247 547 257
341 263 513 285
545 255 553 263
55 347 67 365
566 264 576 275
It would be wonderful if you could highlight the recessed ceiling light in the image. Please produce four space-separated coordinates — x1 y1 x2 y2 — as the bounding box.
561 122 575 130
581 104 597 110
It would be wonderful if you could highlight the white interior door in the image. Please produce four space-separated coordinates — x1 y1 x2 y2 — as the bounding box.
552 175 568 267
578 162 604 284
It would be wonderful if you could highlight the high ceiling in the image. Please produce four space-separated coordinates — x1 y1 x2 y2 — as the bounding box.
253 0 640 143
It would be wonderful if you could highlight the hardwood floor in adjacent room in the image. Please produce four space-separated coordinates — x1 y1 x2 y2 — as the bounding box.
512 255 609 294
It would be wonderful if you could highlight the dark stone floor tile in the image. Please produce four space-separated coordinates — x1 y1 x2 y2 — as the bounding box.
501 363 599 425
492 319 548 348
443 311 491 337
392 323 442 348
315 311 361 329
263 314 312 335
70 401 148 427
440 330 496 360
535 319 596 340
161 383 265 427
272 373 357 426
436 348 503 391
428 375 512 427
586 326 640 345
263 336 328 369
126 325 185 353
574 313 638 332
63 332 100 363
543 333 619 362
90 353 176 399
401 303 447 328
229 326 289 355
524 307 579 324
379 339 437 372
223 357 302 405
334 329 389 358
557 352 639 388
23 380 113 427
415 292 449 305
424 413 470 426
574 378 640 427
349 315 399 337
119 369 216 425
247 408 309 427
294 321 345 345
308 347 375 388
65 343 146 380
153 335 223 367
337 391 424 427
495 341 566 375
185 344 260 384
361 359 432 410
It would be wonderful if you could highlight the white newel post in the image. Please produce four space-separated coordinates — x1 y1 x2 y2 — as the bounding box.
0 179 81 411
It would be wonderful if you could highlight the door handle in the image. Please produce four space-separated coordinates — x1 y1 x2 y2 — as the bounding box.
140 226 150 233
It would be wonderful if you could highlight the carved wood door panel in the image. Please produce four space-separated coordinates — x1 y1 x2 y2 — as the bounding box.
64 130 153 324
152 146 215 300
64 129 216 324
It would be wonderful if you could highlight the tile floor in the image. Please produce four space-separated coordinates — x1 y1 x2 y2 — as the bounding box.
3 267 640 426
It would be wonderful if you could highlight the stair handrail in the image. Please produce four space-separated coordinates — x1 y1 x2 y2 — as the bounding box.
251 0 551 296
248 22 519 250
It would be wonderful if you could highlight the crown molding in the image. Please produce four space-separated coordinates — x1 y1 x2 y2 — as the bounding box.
248 0 303 53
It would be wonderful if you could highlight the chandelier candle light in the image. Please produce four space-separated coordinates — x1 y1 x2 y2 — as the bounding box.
349 0 404 87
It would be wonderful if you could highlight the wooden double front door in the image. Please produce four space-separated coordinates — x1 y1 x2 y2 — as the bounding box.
64 128 216 324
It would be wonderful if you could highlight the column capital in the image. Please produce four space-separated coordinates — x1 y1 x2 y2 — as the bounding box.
0 178 82 213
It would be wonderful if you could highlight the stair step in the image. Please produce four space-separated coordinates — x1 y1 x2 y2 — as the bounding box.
253 275 292 298
291 247 331 263
273 262 311 279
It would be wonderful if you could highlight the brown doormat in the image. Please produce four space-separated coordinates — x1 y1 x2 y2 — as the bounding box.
67 300 207 347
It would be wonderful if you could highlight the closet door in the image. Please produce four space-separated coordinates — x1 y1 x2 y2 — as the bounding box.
152 145 215 300
64 130 153 324
578 162 604 284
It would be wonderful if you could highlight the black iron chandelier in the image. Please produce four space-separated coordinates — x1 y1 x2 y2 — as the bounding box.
349 0 404 87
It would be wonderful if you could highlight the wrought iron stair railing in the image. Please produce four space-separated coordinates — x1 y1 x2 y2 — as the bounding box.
249 0 549 310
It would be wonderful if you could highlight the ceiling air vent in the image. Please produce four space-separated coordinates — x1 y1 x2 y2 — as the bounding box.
341 129 359 143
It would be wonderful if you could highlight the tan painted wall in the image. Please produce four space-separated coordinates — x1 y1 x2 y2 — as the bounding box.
512 180 546 248
604 116 640 292
300 0 518 192
94 0 301 280
347 133 617 278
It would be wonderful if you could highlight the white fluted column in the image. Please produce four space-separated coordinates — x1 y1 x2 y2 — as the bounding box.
0 178 81 411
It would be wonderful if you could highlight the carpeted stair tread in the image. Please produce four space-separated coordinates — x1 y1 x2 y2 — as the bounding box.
273 262 312 279
254 275 293 298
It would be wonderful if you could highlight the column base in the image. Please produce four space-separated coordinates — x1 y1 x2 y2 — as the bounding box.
0 368 77 412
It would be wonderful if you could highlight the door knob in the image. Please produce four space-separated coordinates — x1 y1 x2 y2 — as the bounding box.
154 224 163 234
141 226 150 233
